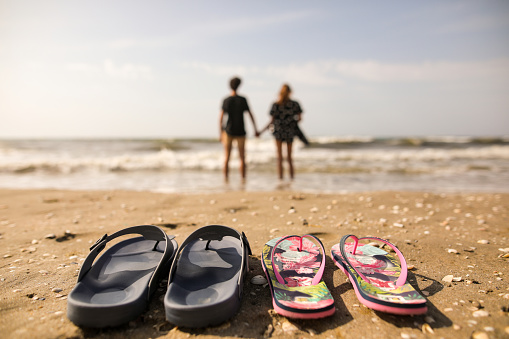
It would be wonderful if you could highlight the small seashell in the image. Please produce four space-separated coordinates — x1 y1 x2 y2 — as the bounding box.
44 234 56 239
51 288 63 293
424 315 435 323
421 323 434 334
22 247 37 253
407 265 415 270
477 239 489 244
452 277 463 282
444 308 454 312
251 275 268 285
393 223 404 228
472 310 489 317
310 207 319 213
447 249 459 254
442 275 454 283
282 321 299 333
269 228 279 234
471 331 489 339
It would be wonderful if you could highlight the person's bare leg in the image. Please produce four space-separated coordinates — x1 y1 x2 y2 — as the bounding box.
287 142 294 179
237 137 246 180
223 133 233 181
276 139 284 179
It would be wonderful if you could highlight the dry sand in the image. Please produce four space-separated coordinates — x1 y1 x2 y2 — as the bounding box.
0 189 508 339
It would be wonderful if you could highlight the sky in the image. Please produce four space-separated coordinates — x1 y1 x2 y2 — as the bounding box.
1 0 508 139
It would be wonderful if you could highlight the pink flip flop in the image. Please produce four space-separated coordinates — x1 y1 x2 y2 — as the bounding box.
331 234 427 315
262 235 335 319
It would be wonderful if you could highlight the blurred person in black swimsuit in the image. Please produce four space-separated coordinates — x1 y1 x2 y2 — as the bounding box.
260 84 302 180
219 77 259 181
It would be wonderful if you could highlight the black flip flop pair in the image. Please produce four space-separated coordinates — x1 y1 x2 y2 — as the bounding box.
67 224 251 328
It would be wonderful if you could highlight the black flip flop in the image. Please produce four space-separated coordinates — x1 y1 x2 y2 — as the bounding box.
164 225 251 328
67 225 178 328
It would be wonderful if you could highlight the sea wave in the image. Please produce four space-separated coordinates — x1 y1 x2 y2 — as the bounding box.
1 137 509 192
308 135 509 148
1 140 508 175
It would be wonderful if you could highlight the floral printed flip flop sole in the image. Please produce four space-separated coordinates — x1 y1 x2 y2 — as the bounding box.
331 234 427 315
262 235 335 319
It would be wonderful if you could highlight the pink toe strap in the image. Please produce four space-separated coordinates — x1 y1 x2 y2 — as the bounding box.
270 235 326 286
339 234 408 287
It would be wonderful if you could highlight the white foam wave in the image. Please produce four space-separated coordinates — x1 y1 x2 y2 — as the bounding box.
1 139 508 175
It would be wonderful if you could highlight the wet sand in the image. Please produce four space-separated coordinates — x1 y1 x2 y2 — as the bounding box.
0 189 508 338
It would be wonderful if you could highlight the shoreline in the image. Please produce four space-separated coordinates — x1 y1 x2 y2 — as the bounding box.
1 188 508 338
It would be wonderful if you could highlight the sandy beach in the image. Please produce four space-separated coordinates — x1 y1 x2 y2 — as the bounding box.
0 188 508 338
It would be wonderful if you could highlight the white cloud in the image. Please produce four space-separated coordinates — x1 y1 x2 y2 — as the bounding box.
107 10 318 50
66 60 154 80
103 59 154 80
332 59 509 83
185 58 509 86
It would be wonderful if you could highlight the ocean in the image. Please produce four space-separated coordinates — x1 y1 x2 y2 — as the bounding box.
1 136 508 193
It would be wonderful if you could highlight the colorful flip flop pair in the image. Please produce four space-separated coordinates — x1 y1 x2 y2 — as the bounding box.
67 224 251 328
262 234 427 319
